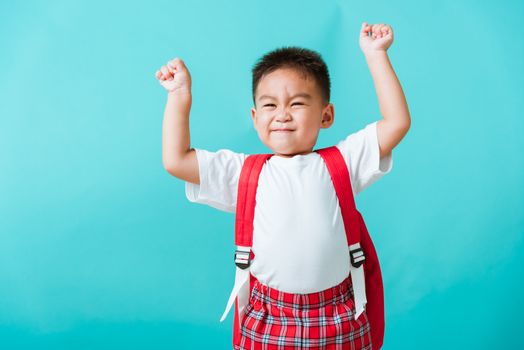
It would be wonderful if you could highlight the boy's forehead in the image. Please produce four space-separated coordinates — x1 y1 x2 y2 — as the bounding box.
258 92 313 101
256 68 320 100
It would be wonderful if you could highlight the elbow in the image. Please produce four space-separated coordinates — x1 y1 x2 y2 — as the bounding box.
164 165 177 177
163 165 176 177
162 153 182 176
381 116 411 134
162 149 192 173
401 118 411 134
398 118 411 140
163 159 180 177
405 114 412 129
163 156 187 178
396 115 411 134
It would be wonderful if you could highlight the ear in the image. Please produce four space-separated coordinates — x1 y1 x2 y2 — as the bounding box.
320 103 335 129
251 107 257 126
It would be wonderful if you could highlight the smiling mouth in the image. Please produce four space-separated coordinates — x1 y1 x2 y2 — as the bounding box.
272 129 294 132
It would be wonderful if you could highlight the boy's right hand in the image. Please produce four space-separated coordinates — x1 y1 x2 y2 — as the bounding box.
155 57 192 95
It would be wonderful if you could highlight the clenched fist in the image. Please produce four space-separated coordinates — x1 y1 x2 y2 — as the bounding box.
359 22 394 55
155 57 192 95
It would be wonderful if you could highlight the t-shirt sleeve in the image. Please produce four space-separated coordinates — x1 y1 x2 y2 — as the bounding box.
184 148 249 213
335 121 393 195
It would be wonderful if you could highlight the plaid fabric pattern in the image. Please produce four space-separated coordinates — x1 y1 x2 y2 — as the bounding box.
235 274 372 350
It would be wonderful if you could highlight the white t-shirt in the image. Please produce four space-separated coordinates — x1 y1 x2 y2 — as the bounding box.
185 121 393 293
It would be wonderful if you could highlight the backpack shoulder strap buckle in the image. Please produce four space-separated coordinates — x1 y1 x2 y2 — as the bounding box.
349 243 365 268
234 246 251 269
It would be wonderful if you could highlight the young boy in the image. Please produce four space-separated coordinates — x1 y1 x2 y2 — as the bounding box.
156 22 410 350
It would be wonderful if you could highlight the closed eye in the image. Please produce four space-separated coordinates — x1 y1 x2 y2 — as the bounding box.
263 102 304 107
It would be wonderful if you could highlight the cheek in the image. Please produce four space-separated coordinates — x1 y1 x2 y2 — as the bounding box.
257 116 272 129
254 119 271 137
299 113 321 129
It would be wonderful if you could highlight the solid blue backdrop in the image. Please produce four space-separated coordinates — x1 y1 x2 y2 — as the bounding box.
1 0 523 349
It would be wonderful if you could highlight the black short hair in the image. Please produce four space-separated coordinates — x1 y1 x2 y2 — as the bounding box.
251 46 331 107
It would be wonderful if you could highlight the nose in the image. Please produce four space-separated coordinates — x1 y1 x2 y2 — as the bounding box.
275 108 292 123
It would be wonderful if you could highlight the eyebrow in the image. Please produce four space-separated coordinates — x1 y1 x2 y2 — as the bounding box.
257 93 313 101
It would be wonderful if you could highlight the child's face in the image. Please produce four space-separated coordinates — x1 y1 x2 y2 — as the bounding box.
251 68 334 157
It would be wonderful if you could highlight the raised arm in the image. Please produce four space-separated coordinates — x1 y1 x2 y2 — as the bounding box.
360 22 411 159
156 58 200 184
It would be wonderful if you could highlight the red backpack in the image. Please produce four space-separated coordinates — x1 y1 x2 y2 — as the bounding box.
219 145 386 349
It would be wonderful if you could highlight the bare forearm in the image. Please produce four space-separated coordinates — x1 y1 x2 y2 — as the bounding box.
162 91 192 170
365 51 411 128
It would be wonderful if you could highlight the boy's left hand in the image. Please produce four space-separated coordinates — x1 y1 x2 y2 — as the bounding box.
359 22 394 55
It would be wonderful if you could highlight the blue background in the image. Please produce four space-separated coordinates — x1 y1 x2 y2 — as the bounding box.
1 0 523 349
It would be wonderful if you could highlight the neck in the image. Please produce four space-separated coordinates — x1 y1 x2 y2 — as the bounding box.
274 150 314 158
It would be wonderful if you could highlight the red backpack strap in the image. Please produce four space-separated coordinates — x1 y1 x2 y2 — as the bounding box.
220 153 272 350
316 145 385 349
235 154 273 248
316 144 366 266
316 146 368 314
316 146 361 246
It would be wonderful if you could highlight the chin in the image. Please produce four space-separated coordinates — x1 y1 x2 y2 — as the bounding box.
269 148 287 155
275 148 305 157
269 144 295 154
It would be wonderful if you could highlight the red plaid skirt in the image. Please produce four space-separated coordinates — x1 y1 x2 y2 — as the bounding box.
235 274 372 350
